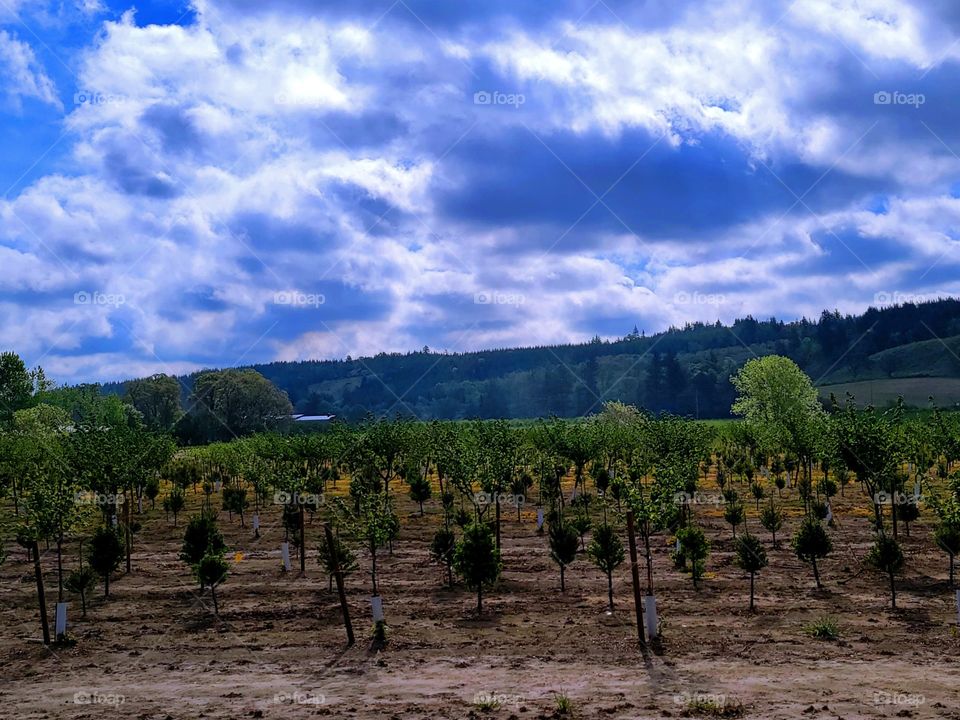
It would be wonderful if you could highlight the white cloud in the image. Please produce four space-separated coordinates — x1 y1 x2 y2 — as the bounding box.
0 30 60 110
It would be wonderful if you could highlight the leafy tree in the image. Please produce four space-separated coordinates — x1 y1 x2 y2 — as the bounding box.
867 534 904 609
88 526 124 598
760 500 784 547
750 481 765 510
222 485 249 525
164 487 186 526
196 553 229 615
183 369 293 442
934 517 960 588
125 373 182 430
453 521 501 614
429 527 456 587
334 492 396 595
318 532 358 591
144 476 161 509
587 523 625 611
734 533 768 611
180 513 226 590
548 522 579 591
676 525 709 588
0 351 38 425
732 356 825 503
724 501 745 537
65 566 97 618
408 473 432 516
792 516 832 589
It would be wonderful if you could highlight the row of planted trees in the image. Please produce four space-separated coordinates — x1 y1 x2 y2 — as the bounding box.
4 355 960 647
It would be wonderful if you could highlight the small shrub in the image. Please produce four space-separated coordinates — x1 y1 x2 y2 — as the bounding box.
554 693 573 715
803 615 840 640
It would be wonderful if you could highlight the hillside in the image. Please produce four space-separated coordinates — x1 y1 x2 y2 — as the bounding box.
101 299 960 419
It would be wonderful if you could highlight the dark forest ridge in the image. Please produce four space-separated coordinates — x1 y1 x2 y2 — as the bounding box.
102 299 960 420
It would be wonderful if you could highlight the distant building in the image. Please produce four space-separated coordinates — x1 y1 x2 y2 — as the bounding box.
288 414 336 422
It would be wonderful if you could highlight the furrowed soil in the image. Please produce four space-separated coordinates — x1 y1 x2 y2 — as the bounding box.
2 475 959 720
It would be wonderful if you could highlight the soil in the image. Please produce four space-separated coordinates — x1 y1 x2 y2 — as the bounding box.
2 478 959 720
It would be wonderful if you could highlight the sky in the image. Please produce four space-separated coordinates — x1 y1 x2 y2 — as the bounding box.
2 0 960 384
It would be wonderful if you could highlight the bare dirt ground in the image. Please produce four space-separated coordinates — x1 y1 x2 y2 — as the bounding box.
2 476 959 720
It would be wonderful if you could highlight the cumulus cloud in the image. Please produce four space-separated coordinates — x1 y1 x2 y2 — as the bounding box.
1 0 960 382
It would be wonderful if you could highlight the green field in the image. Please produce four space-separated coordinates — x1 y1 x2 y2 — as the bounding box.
817 376 960 409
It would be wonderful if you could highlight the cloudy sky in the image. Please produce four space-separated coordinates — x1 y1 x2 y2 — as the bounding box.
2 0 960 383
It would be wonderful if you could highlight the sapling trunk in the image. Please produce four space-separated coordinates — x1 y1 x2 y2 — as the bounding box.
749 572 755 611
31 541 50 645
812 557 821 589
560 564 566 592
57 532 64 602
606 569 614 611
299 505 306 575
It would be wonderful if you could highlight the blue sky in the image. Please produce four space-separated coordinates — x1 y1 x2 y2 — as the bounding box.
2 0 960 383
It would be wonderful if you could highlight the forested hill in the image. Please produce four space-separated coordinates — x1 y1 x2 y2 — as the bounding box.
104 300 960 420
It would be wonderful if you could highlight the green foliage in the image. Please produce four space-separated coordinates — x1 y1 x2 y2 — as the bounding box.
803 615 840 640
318 533 358 583
196 553 229 614
548 521 579 588
408 473 432 514
676 525 709 587
759 501 783 544
735 533 768 574
182 369 293 442
429 527 456 585
180 513 226 569
453 521 501 612
163 487 186 524
792 515 832 588
125 373 182 430
587 524 625 574
724 501 745 535
88 526 124 597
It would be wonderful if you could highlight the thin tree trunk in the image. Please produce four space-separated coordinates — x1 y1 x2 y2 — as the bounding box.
889 570 896 609
607 570 614 611
211 585 219 615
749 572 755 611
812 557 821 589
560 565 565 592
31 541 50 645
477 584 483 615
